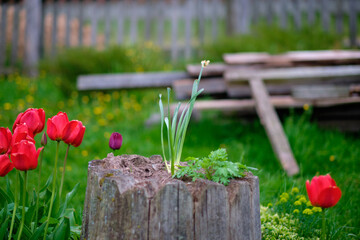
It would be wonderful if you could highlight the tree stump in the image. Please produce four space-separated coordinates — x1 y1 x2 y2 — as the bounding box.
81 154 261 240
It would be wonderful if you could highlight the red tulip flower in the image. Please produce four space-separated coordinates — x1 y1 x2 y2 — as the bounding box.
47 112 69 141
11 123 35 146
109 132 123 150
62 120 85 147
0 154 14 176
10 140 43 171
13 108 45 137
306 174 342 208
0 127 12 154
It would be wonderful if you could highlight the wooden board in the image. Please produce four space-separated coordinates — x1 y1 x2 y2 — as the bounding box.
77 71 189 90
291 85 349 99
186 63 227 77
223 52 271 65
173 78 226 100
167 96 360 113
223 50 360 66
225 65 360 83
249 78 299 176
227 75 360 98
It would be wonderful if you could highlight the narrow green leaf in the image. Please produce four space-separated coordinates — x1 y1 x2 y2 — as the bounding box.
0 217 9 240
53 217 70 240
0 188 12 204
58 183 79 217
29 222 47 240
6 175 14 201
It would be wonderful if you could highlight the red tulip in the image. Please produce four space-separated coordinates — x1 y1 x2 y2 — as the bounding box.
0 127 12 154
306 174 342 208
109 132 122 150
47 112 69 141
13 108 45 137
0 154 14 177
10 140 43 171
62 120 85 147
11 123 35 146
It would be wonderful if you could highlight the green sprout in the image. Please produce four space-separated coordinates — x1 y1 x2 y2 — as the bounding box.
159 60 209 175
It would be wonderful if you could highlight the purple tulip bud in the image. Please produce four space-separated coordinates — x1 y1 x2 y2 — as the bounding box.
109 132 122 151
41 132 47 146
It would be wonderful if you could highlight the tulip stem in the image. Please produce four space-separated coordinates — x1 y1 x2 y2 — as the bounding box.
321 208 326 240
17 171 27 240
34 147 45 225
59 144 70 198
8 171 19 240
43 141 60 240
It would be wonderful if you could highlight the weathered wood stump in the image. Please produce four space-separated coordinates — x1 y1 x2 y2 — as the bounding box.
81 154 261 240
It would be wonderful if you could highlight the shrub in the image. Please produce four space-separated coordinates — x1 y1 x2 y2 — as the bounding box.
40 44 173 95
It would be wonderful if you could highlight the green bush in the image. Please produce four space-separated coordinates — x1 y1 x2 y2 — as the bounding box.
40 44 173 95
203 24 343 62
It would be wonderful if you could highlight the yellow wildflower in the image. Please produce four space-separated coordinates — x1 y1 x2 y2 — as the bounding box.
329 155 335 162
303 104 309 111
66 165 72 171
4 102 12 110
312 207 322 213
82 150 89 157
26 95 34 104
303 209 313 215
97 119 107 126
280 192 289 200
93 107 103 115
299 196 307 204
293 209 299 214
267 203 273 208
82 96 90 104
306 201 313 207
279 197 288 203
291 187 299 194
294 201 302 206
104 132 111 139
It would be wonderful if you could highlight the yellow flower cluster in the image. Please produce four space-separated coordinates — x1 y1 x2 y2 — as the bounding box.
302 208 313 215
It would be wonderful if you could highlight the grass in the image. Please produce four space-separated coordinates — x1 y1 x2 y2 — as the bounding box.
1 24 359 239
0 73 359 239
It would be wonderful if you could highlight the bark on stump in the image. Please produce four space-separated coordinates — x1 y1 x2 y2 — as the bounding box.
81 154 261 240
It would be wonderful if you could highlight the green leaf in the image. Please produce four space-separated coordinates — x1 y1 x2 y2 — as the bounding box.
29 222 47 240
6 175 14 201
0 188 12 204
0 217 9 240
39 216 59 225
53 217 70 240
58 183 79 217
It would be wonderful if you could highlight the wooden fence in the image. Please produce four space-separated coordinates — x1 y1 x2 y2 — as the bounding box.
0 0 360 75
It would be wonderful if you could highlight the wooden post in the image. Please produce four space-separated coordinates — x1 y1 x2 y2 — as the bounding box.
25 0 41 77
349 0 357 47
249 78 299 176
0 4 8 70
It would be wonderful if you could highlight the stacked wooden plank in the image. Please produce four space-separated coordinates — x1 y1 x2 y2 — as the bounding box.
172 50 360 176
173 50 360 100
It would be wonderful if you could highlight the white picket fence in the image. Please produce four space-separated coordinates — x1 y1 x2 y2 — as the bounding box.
0 0 359 74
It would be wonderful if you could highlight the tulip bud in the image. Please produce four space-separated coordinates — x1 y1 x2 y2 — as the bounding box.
109 132 122 151
41 132 47 146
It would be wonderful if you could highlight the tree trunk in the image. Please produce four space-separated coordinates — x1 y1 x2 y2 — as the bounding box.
81 154 261 240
